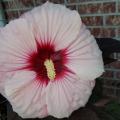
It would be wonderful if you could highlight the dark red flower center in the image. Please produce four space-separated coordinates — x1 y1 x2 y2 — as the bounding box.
27 41 68 85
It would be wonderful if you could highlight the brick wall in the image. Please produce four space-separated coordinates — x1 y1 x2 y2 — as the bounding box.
0 0 120 100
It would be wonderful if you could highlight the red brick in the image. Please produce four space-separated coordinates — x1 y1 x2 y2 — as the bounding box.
102 71 114 78
103 28 116 37
106 15 120 25
89 28 116 38
109 61 120 69
116 72 120 79
3 0 34 10
118 2 120 12
103 2 116 13
89 28 103 37
3 1 16 9
105 64 111 68
78 3 102 14
81 16 103 26
79 2 115 14
6 11 19 21
19 0 34 7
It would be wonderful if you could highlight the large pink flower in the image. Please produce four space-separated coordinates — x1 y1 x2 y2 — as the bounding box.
0 2 104 119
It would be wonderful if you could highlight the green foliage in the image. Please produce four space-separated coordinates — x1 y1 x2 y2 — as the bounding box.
104 101 120 120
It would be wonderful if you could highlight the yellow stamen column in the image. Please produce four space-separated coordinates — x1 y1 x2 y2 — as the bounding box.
44 59 56 81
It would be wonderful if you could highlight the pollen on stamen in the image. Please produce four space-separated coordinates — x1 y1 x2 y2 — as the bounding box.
44 59 56 81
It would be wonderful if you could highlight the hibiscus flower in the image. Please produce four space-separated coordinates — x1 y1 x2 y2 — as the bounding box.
0 2 104 119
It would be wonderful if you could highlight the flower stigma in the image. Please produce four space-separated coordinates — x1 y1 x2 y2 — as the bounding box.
44 59 56 81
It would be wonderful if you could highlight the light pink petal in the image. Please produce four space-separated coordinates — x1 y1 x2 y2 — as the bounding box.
4 70 47 118
22 2 82 51
0 71 14 97
0 27 2 31
46 73 95 118
66 24 104 80
0 18 37 71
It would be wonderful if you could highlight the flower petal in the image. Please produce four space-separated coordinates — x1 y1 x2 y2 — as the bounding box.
0 18 37 71
22 2 82 51
5 70 48 118
46 73 94 118
0 2 104 119
66 24 104 80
